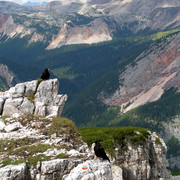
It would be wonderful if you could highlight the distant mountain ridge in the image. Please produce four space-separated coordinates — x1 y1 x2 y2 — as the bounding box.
0 0 180 49
22 1 47 6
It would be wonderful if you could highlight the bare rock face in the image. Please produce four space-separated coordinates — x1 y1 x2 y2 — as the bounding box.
0 163 26 180
63 159 113 180
114 132 172 180
46 18 112 50
0 78 67 118
100 32 180 113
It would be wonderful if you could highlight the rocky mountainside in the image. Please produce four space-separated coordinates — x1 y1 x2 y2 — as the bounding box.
0 0 180 48
100 31 180 113
0 78 173 179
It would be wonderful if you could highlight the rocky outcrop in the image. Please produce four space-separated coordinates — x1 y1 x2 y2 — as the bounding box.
0 112 172 179
101 32 180 113
0 113 91 179
114 132 171 180
0 78 67 118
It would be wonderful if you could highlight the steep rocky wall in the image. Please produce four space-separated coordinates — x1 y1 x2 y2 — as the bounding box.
114 132 171 180
100 32 180 113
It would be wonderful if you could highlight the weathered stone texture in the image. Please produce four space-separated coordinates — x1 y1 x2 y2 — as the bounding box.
0 78 67 118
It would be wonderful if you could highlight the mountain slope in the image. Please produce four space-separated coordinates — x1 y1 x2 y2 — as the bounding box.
0 0 180 49
63 31 180 127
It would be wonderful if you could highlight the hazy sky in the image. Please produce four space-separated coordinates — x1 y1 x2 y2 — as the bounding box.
1 0 53 4
1 0 88 5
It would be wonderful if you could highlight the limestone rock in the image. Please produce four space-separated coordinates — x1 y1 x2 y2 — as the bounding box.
63 159 112 180
112 165 123 180
19 97 35 115
114 131 172 180
0 78 67 118
0 121 5 131
0 163 26 180
4 122 22 132
25 80 38 96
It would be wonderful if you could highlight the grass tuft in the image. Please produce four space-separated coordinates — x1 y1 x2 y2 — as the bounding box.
46 117 78 136
27 92 35 103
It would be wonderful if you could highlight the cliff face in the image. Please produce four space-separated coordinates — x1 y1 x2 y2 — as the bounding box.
115 132 170 180
46 18 112 50
100 32 180 113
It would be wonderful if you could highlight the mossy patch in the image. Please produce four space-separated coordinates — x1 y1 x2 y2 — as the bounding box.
27 154 51 167
0 159 25 168
0 138 37 154
13 144 50 157
155 138 162 145
37 78 43 85
27 92 35 103
56 153 69 159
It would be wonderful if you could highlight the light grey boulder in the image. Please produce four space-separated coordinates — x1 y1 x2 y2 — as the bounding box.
8 83 25 98
2 98 23 117
19 97 34 115
41 159 69 174
34 101 46 117
2 104 22 117
0 163 26 180
46 106 60 118
112 165 123 180
0 121 5 131
25 80 38 96
4 122 22 133
63 159 112 180
35 79 59 105
4 98 23 109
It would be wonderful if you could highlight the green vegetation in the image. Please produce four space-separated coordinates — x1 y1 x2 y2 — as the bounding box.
44 117 78 136
155 138 162 145
27 154 51 167
78 126 150 156
110 90 180 132
52 66 78 79
0 138 51 167
167 136 180 158
27 92 35 103
149 29 180 41
56 153 69 159
0 159 25 168
37 78 43 85
65 13 94 25
13 144 50 157
172 172 180 176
